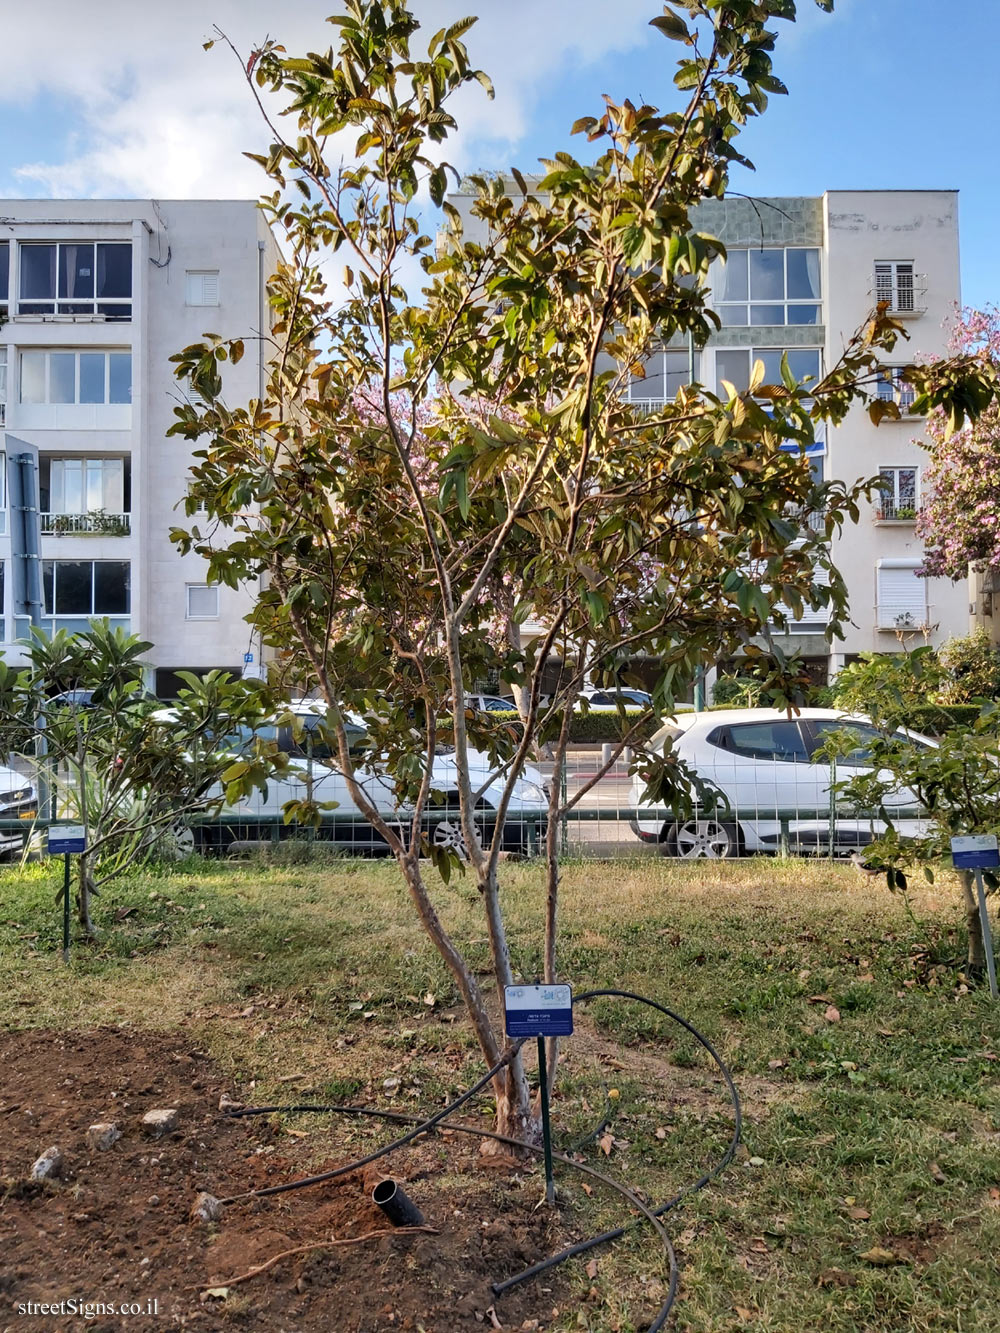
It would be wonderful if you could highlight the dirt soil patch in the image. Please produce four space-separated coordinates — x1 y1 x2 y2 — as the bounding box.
0 1028 574 1332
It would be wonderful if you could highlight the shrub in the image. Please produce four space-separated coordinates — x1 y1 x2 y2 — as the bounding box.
487 709 660 744
831 649 943 727
906 704 983 736
937 628 1000 703
712 673 763 707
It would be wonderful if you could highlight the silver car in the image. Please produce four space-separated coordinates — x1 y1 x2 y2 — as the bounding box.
197 704 548 855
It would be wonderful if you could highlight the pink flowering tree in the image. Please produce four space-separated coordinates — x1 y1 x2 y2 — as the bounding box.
918 306 1000 580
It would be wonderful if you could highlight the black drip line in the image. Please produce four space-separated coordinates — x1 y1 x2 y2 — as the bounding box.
221 989 742 1333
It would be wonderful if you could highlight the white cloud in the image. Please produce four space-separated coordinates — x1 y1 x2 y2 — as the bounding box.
1 1 656 199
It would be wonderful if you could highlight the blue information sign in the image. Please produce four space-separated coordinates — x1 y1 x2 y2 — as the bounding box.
951 835 1000 870
243 652 254 664
504 984 574 1038
49 825 86 855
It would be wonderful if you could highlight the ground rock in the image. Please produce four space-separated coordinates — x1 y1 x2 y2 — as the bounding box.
30 1146 64 1180
141 1108 179 1138
86 1123 122 1152
191 1191 222 1222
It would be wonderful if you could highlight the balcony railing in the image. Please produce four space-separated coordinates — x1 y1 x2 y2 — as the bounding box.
876 605 931 632
868 273 928 316
41 511 131 537
874 500 919 523
627 397 671 416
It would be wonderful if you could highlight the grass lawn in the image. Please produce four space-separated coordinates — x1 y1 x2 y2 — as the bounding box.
2 851 999 1332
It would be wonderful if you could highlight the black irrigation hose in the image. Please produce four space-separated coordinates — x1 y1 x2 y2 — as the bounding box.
228 1099 678 1333
490 989 743 1296
216 1039 526 1204
222 987 741 1333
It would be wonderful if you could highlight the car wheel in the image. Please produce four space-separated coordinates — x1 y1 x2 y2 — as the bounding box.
663 818 739 859
432 818 470 862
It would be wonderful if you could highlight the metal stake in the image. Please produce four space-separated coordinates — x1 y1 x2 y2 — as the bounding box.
62 852 71 964
537 1034 555 1206
973 868 998 1000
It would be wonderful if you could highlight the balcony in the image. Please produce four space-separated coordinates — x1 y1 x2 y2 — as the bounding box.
876 605 931 632
41 511 131 537
873 500 919 524
785 506 826 534
868 270 928 317
627 398 670 417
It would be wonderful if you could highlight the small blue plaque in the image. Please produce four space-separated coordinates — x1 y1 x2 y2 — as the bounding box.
504 984 573 1038
951 835 1000 870
243 652 254 664
49 824 86 855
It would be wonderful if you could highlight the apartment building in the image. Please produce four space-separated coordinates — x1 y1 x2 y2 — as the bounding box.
0 199 280 694
447 185 966 682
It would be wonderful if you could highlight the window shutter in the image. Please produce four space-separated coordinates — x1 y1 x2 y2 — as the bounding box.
874 263 894 306
785 564 830 629
186 584 219 618
894 263 914 312
877 563 926 628
185 270 220 306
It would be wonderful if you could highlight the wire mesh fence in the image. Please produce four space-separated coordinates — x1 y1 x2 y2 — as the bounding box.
2 742 920 864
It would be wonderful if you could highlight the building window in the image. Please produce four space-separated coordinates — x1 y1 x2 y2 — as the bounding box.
185 270 219 306
186 584 219 619
39 458 130 533
20 350 131 405
713 247 821 326
0 241 8 315
715 347 822 396
876 560 926 630
874 261 917 314
18 242 131 319
875 366 916 410
0 346 6 426
877 467 919 521
42 560 130 616
627 348 697 408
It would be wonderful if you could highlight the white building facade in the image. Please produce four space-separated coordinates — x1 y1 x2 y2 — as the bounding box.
0 199 280 694
448 184 966 682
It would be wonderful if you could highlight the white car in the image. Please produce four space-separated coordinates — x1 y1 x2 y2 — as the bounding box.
630 707 934 858
0 765 38 856
576 687 653 711
196 704 548 855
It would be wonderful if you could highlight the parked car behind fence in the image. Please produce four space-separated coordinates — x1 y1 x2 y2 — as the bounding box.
630 707 934 858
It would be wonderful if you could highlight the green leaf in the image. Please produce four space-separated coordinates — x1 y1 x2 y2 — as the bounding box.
649 9 689 41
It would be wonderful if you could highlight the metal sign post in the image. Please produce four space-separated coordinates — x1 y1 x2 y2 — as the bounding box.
951 835 999 1000
49 826 87 964
504 984 573 1206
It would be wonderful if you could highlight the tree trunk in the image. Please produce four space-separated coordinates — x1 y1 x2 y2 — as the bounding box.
494 1066 542 1148
959 869 987 976
76 857 97 938
395 855 536 1144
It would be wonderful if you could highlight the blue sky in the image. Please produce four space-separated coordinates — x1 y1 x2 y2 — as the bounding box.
1 0 997 308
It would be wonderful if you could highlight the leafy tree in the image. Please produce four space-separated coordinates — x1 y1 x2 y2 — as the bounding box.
918 306 1000 581
0 623 267 937
168 1 998 1138
829 652 1000 976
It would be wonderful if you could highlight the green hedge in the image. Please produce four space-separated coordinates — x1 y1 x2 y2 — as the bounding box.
482 709 660 744
905 704 982 736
